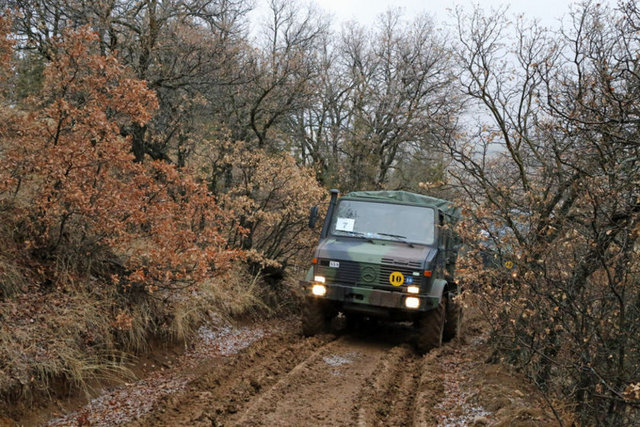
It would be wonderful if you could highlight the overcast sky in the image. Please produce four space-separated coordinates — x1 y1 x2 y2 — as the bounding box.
251 0 616 31
313 0 575 26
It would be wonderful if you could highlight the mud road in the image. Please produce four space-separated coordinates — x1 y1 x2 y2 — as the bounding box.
123 319 557 427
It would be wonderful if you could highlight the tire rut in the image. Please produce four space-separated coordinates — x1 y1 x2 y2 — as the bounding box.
232 336 350 425
132 321 448 427
412 345 450 426
130 330 336 427
234 336 389 426
354 345 422 427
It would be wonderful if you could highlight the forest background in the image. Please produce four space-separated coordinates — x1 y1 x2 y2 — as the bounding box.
0 0 639 424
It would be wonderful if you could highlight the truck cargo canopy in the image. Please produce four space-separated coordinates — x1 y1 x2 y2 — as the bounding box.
342 190 461 223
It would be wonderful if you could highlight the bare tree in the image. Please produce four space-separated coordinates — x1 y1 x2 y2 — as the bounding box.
285 10 460 191
451 3 640 424
240 0 329 149
9 0 252 162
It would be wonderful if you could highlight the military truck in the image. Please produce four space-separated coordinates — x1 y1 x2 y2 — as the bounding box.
302 189 462 353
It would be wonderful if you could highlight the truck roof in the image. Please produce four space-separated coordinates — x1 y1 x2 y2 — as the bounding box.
341 190 461 222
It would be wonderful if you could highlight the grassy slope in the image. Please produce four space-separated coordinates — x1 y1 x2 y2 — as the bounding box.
0 216 271 418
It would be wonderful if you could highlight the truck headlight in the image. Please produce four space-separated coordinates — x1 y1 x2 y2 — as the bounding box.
314 275 325 283
312 284 327 296
407 285 419 294
405 297 420 309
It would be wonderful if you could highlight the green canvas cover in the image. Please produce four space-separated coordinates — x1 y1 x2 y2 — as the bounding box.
342 190 461 222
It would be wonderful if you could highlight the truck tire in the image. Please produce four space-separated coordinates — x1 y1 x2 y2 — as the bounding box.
301 298 331 336
414 298 445 354
443 298 462 342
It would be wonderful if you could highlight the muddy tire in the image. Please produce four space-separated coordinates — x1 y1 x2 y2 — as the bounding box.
414 298 445 354
301 298 331 336
443 298 462 342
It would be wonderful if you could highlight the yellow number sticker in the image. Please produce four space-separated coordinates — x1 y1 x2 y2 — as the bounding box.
505 261 514 269
389 271 405 286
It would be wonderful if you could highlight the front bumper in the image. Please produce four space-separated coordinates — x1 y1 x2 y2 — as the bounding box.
301 280 438 313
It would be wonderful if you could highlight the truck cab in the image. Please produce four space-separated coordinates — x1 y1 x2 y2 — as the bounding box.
301 189 462 353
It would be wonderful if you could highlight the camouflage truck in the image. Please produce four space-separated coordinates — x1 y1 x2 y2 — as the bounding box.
301 189 462 354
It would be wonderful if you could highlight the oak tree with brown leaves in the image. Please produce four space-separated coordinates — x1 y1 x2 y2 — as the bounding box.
0 25 235 295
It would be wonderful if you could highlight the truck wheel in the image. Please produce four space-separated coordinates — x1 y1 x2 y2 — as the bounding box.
301 298 331 336
414 298 445 354
443 297 462 342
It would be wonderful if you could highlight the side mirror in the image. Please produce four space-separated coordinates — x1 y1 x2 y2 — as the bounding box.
309 206 319 229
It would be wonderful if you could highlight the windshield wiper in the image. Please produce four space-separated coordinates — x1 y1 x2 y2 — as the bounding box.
376 233 414 247
377 232 407 239
340 230 375 243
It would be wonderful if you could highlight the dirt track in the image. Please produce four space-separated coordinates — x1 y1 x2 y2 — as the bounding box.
124 319 557 427
34 308 561 426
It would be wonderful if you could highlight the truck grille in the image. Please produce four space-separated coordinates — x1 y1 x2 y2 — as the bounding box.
317 259 422 289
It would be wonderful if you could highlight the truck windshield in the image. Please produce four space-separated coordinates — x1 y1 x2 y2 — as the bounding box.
329 200 436 245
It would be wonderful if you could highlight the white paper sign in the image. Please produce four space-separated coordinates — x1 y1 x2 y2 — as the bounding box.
336 217 355 232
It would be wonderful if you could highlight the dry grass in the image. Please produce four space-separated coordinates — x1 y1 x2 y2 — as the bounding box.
0 220 27 298
0 254 26 298
0 285 132 403
0 246 272 416
167 264 270 343
0 198 290 418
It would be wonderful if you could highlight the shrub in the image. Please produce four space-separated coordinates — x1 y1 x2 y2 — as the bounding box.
196 138 326 276
0 26 235 293
0 23 239 403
